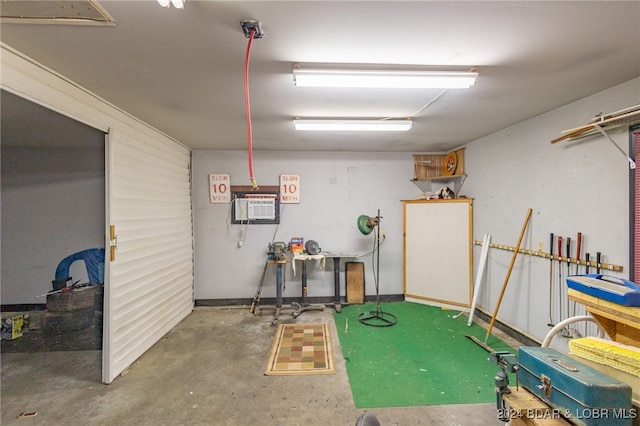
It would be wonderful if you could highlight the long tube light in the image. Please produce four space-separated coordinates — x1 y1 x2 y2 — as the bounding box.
294 119 413 132
157 0 185 8
293 69 478 89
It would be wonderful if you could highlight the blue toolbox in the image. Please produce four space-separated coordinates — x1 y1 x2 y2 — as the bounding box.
565 274 640 307
517 347 634 426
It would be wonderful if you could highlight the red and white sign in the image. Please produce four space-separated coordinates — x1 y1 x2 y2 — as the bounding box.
280 174 300 204
209 174 230 203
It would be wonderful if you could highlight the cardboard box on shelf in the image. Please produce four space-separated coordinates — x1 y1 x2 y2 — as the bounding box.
290 237 304 253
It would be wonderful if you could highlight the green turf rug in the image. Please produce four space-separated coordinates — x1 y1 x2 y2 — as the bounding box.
334 301 515 408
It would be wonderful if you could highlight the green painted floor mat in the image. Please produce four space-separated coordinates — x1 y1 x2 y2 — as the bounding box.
334 301 515 408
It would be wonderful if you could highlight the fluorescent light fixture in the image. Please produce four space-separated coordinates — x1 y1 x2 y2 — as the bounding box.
157 0 185 8
294 119 413 132
293 68 478 89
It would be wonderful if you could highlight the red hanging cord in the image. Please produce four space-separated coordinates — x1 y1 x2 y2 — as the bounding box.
244 28 258 189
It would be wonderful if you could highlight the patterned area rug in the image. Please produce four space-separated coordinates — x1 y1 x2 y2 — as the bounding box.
265 322 335 376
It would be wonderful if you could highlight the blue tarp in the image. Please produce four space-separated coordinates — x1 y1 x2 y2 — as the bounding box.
54 248 105 284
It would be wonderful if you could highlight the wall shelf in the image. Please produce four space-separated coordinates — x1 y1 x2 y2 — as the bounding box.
411 175 467 197
412 148 467 197
551 104 640 169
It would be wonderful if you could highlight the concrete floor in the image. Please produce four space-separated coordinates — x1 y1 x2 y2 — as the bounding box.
1 306 509 426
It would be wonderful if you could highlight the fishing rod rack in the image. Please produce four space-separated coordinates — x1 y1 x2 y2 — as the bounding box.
472 240 623 273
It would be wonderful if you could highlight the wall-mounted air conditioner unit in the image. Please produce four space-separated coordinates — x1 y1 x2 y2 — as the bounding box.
233 198 276 221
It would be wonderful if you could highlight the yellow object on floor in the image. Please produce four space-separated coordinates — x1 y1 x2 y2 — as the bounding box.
1 313 31 340
569 336 640 377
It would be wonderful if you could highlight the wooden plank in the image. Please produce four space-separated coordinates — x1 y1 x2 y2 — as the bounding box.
230 185 279 192
453 147 465 175
568 289 640 323
552 106 640 144
503 387 572 425
473 240 624 272
345 262 365 304
551 126 593 144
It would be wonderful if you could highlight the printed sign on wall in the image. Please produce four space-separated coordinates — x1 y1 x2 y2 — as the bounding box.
280 174 300 204
209 174 230 203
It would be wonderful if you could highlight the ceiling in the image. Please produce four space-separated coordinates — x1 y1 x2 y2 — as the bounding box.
1 0 639 153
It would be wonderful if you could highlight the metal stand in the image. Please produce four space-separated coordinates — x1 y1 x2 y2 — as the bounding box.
271 262 285 326
358 304 397 327
333 257 342 313
291 259 325 318
253 260 290 326
358 210 397 327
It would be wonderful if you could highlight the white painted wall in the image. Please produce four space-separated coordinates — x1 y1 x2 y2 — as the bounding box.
192 78 639 350
1 145 105 305
464 77 640 349
192 151 422 301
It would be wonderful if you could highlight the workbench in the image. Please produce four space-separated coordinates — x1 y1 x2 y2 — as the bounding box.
255 252 359 324
256 254 328 325
568 288 640 347
567 288 640 406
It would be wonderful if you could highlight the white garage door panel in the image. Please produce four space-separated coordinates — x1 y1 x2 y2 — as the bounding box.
112 256 192 308
105 128 193 383
111 292 193 364
0 45 194 385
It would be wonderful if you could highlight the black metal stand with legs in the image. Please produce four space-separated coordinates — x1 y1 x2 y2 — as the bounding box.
333 257 341 312
253 259 289 326
291 258 325 318
357 209 397 327
273 262 283 325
